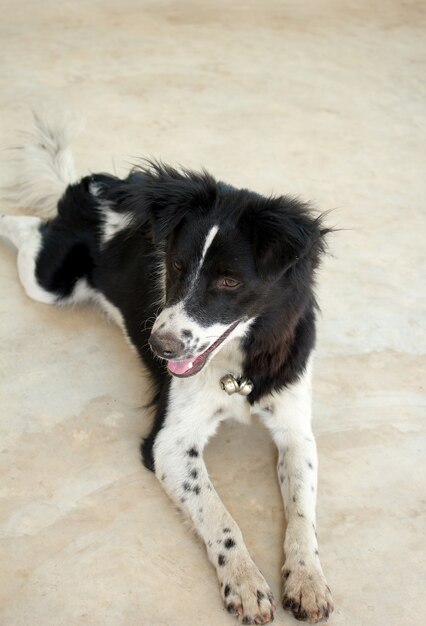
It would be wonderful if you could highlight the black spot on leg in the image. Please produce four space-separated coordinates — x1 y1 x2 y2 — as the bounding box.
307 460 314 470
311 485 315 492
182 329 193 339
180 497 186 503
190 469 198 479
299 559 305 566
198 507 203 513
257 590 265 602
282 569 291 580
224 584 231 597
207 541 212 547
224 538 236 549
218 554 226 566
297 512 304 518
279 474 284 483
193 485 200 495
314 549 319 556
187 447 199 457
223 527 231 533
160 473 166 481
183 482 191 491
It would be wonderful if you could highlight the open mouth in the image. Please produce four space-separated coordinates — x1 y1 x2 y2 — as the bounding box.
167 321 240 378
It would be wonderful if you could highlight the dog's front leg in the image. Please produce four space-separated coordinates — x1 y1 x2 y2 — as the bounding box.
259 363 334 624
151 386 276 624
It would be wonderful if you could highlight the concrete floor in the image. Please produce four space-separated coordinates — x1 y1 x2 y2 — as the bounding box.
0 1 425 625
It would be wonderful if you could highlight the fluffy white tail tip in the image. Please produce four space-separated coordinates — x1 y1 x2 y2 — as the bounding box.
4 110 84 219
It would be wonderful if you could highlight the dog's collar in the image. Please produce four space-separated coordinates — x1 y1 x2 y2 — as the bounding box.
220 374 253 396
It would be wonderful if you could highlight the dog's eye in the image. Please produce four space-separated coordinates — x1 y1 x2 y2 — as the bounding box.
222 277 240 288
173 260 183 272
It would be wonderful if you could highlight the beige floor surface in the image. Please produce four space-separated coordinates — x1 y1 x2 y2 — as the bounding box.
0 1 425 625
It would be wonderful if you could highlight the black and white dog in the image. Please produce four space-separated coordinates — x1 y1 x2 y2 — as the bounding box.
1 115 333 624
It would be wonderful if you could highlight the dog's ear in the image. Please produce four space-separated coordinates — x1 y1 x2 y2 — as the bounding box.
248 196 328 280
110 163 217 243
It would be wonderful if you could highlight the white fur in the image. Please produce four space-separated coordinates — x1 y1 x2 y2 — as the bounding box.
4 111 83 218
258 360 333 618
153 345 275 621
0 213 41 248
199 224 219 271
153 356 332 621
101 208 134 245
89 182 134 246
191 223 218 289
0 214 55 303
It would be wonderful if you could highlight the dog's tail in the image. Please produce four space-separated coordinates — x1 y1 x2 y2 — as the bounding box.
4 111 83 219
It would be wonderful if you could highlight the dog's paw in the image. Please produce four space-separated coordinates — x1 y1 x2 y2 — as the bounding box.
220 560 276 624
282 563 333 623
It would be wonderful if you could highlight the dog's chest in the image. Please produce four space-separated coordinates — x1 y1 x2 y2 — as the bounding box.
170 339 252 424
207 341 252 422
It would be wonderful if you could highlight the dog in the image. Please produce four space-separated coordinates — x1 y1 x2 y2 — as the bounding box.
0 114 334 624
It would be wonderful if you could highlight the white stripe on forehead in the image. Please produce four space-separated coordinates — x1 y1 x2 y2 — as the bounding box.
200 224 219 269
187 224 219 293
152 224 221 335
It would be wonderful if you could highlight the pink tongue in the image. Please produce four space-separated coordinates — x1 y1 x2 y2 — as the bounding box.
167 358 194 376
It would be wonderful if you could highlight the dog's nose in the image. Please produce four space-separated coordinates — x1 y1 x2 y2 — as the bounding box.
149 331 185 360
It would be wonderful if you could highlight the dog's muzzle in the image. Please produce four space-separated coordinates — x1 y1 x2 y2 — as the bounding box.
149 331 185 360
148 321 241 378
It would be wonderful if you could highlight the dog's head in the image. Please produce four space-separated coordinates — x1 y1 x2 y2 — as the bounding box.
124 163 328 378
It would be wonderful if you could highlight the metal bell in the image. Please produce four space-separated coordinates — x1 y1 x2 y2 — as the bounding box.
220 374 254 396
237 378 254 396
220 375 240 395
